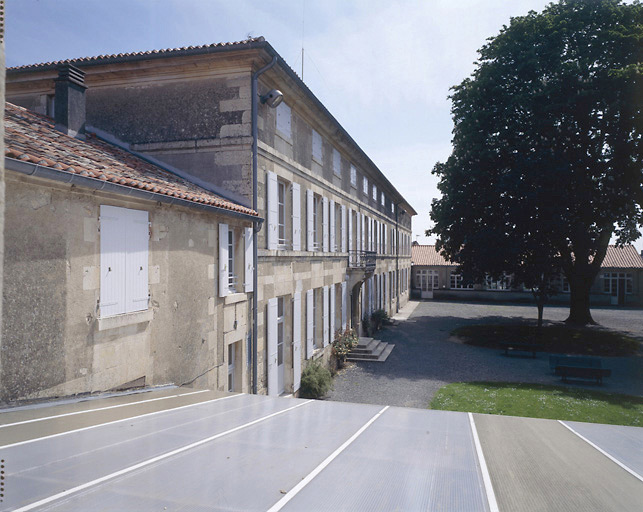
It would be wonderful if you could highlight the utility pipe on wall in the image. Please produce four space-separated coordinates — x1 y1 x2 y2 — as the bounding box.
251 56 278 394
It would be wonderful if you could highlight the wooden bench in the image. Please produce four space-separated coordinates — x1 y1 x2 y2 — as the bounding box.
549 355 602 371
499 342 542 358
555 365 612 385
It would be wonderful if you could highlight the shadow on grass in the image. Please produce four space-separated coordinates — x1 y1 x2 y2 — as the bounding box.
453 323 640 356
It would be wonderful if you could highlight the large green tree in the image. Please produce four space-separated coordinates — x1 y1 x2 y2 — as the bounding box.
430 0 642 325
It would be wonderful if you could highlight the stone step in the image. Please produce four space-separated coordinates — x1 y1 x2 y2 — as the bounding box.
347 344 395 363
351 339 382 354
356 337 374 348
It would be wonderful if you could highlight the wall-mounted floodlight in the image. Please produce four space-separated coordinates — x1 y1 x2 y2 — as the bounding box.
260 89 283 108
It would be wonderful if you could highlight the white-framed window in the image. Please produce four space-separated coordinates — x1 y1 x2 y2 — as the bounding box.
333 148 341 177
277 296 285 372
363 176 368 195
381 193 385 207
313 194 321 251
228 229 237 292
450 273 474 289
312 288 319 349
485 275 512 290
372 184 377 201
276 101 291 139
416 269 438 291
391 202 395 214
561 275 570 293
312 129 322 163
602 272 633 295
99 205 149 318
227 343 236 392
350 165 357 187
278 181 287 249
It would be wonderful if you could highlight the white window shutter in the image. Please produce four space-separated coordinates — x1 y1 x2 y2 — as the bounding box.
306 289 314 358
330 284 336 342
341 281 347 330
322 197 329 252
292 182 301 251
219 223 229 297
329 199 336 252
307 189 314 252
357 212 362 252
293 290 302 392
100 205 126 318
361 214 365 251
341 205 347 252
244 227 253 292
385 273 389 312
348 208 353 252
322 285 330 347
267 297 278 396
125 208 149 313
266 171 278 250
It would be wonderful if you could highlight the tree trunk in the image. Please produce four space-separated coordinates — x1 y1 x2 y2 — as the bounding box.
566 279 595 325
537 303 544 332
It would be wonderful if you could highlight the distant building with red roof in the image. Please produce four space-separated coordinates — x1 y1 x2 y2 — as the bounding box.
411 244 643 306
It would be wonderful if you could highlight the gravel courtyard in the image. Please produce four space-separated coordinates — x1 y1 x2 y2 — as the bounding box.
327 301 643 409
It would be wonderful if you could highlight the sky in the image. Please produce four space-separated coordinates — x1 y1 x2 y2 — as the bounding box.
6 0 642 253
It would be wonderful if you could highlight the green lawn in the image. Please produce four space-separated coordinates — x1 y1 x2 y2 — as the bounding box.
430 382 643 426
452 323 640 356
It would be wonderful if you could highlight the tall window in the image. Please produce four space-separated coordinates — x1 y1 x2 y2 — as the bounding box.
227 343 236 392
228 229 236 292
363 176 368 195
333 148 341 176
277 297 285 370
278 181 286 248
372 184 377 201
381 193 385 206
312 290 318 348
312 129 322 163
417 269 438 291
350 165 357 187
313 194 321 251
276 102 291 139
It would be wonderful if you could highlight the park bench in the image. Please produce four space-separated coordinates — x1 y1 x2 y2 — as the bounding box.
499 341 542 358
550 355 611 385
555 365 612 385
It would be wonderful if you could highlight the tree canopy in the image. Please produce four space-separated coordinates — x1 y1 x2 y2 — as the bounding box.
430 0 642 324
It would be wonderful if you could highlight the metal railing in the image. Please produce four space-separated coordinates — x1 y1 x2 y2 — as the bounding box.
348 250 376 271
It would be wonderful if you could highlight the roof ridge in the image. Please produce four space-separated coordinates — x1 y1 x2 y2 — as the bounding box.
7 37 266 72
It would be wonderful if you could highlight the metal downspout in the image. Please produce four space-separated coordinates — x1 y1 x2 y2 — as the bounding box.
251 56 278 394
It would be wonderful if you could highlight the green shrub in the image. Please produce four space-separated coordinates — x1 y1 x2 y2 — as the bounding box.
332 328 359 361
299 361 332 399
371 309 390 332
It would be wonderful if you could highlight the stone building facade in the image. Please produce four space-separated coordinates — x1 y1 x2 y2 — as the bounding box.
6 37 415 399
2 102 258 402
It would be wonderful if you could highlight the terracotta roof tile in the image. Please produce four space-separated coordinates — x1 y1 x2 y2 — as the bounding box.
601 245 643 269
7 37 265 72
4 102 258 217
411 244 643 269
411 245 457 267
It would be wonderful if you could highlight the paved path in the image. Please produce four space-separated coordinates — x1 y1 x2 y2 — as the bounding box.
2 388 642 511
327 301 643 408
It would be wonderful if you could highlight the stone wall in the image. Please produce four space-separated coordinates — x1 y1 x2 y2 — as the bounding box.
1 174 252 403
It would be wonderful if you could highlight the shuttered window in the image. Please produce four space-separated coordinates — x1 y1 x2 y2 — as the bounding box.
100 205 149 318
276 102 291 139
312 129 323 163
292 183 301 251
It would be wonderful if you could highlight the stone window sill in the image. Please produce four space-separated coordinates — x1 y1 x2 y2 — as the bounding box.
225 292 248 305
98 309 153 331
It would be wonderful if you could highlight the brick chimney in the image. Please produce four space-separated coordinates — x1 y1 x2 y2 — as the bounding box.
54 64 87 138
